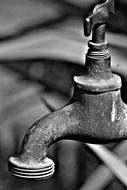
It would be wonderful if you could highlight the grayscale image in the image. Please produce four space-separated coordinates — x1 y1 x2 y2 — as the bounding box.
0 0 127 189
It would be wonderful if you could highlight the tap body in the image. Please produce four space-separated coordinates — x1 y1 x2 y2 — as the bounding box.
14 75 127 164
8 69 127 179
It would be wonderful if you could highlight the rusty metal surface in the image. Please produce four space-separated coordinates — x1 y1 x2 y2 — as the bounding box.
10 87 127 158
8 76 127 179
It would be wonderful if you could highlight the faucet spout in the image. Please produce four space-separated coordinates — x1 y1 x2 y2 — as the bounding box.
8 75 127 180
8 103 78 180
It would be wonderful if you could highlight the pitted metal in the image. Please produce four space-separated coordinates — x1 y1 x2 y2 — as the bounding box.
8 0 127 181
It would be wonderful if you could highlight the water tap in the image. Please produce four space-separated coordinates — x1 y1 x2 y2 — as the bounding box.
8 0 127 180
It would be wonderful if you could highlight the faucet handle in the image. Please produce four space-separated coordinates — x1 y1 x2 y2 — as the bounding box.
84 0 115 39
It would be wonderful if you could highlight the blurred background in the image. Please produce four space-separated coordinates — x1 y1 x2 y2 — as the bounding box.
0 0 127 189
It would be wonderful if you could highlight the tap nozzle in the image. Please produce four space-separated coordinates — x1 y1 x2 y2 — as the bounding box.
8 157 55 180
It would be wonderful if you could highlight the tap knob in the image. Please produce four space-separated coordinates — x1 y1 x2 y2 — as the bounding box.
84 0 115 43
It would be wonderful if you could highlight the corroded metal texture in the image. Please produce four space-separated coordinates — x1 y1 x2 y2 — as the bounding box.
12 85 127 160
8 76 127 179
8 0 127 180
